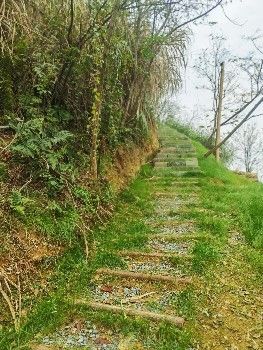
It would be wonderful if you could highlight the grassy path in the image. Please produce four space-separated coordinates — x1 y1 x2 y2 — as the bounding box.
1 126 262 350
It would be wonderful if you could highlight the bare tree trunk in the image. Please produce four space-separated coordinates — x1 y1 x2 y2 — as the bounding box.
205 96 263 158
215 61 225 161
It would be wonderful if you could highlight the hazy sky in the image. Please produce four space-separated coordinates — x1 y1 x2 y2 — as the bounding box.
177 0 263 129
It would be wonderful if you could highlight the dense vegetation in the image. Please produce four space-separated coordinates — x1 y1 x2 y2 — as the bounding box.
0 0 191 190
0 1 225 253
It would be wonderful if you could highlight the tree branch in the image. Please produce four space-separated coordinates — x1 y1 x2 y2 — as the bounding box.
204 96 263 158
174 0 224 31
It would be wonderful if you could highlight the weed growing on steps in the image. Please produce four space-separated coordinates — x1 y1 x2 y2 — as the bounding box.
196 213 229 237
176 127 263 276
1 127 262 349
191 241 220 274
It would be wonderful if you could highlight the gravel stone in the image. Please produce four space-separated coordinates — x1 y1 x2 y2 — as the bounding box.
39 320 119 349
157 222 196 235
149 240 192 253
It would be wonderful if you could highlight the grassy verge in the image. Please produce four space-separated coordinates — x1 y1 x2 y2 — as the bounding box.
193 137 263 276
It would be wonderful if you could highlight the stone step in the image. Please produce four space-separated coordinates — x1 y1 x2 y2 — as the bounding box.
151 233 208 241
146 177 200 184
153 169 203 176
154 162 200 171
159 135 188 140
152 185 200 191
154 159 197 167
161 153 196 158
118 250 193 260
159 131 187 136
158 148 197 156
160 142 195 148
157 152 197 158
154 197 198 206
159 139 189 144
148 240 193 254
154 192 199 198
149 219 196 227
160 145 190 153
154 159 199 168
155 154 197 161
160 149 196 155
124 259 186 277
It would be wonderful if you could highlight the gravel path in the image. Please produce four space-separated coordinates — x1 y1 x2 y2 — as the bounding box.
34 129 200 349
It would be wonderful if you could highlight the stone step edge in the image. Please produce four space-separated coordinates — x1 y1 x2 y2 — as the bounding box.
146 177 200 182
154 192 199 198
154 168 200 172
150 220 196 227
159 150 195 153
150 233 210 241
75 300 185 326
152 232 209 241
153 170 204 176
118 251 193 259
154 157 197 161
95 268 192 285
154 163 199 169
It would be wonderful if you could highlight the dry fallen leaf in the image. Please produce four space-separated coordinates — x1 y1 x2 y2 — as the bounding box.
95 336 111 345
100 285 113 293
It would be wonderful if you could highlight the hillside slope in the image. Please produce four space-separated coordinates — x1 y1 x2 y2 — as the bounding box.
0 131 158 330
1 125 262 350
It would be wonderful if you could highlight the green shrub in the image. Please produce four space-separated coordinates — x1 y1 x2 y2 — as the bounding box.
9 191 34 215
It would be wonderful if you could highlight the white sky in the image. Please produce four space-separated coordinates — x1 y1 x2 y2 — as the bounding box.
177 0 263 129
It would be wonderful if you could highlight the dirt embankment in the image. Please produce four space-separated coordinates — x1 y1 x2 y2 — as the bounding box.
0 127 159 325
105 128 159 190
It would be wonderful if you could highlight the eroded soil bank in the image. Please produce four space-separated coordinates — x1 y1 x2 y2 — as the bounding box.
0 128 159 327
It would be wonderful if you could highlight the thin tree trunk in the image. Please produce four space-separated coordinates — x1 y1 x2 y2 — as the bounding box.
215 61 225 161
204 96 263 158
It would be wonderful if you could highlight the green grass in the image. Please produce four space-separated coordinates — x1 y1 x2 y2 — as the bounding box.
160 123 263 275
1 125 263 349
192 133 263 274
1 164 185 349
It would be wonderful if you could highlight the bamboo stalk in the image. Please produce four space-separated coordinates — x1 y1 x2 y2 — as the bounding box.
76 300 185 326
95 268 191 284
121 291 156 304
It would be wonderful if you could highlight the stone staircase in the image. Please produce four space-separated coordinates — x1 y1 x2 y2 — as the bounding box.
34 126 203 349
153 127 200 174
77 127 201 328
